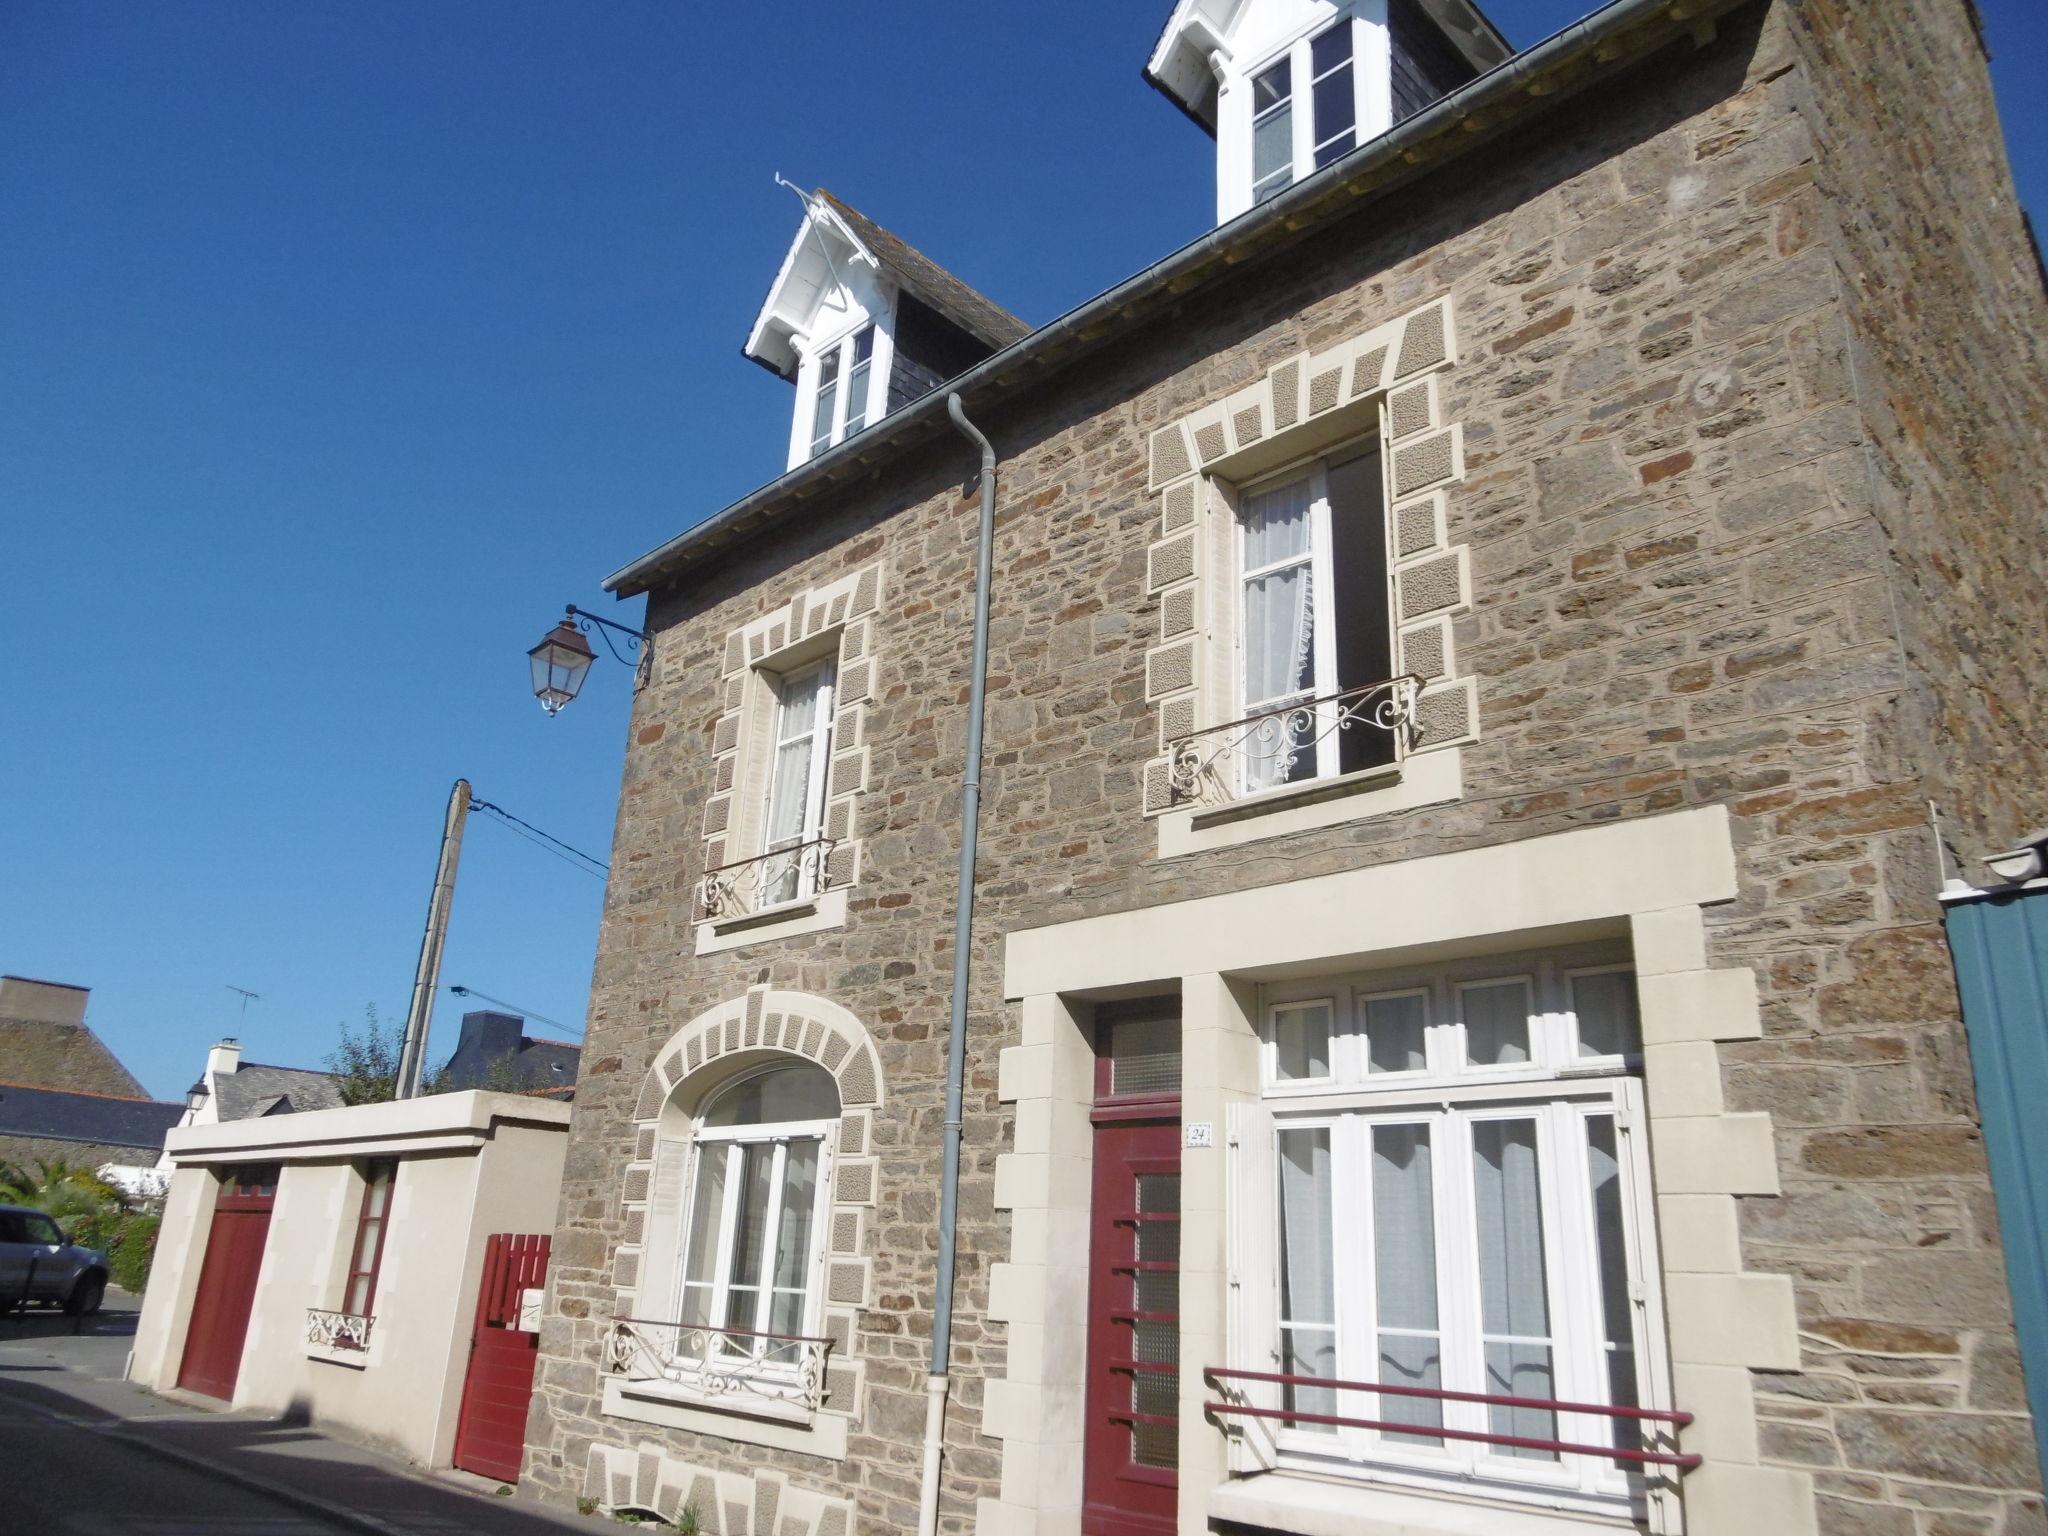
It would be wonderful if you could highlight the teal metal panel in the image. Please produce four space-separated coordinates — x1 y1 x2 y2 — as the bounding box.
1945 884 2048 1477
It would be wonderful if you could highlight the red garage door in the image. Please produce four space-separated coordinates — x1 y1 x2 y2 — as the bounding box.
453 1232 551 1483
177 1165 279 1401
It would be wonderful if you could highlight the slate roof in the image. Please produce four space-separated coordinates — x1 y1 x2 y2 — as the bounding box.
0 1081 185 1153
0 1018 148 1099
213 1062 346 1120
816 190 1031 355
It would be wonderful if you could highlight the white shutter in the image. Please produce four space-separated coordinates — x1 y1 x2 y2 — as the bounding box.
637 1138 690 1321
1225 1099 1281 1472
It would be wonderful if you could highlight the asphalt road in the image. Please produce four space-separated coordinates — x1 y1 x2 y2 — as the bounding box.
0 1385 345 1535
0 1290 608 1536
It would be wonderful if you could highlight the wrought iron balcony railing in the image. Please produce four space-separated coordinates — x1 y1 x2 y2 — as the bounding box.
1204 1366 1698 1472
305 1308 374 1352
604 1317 831 1413
1166 677 1421 810
696 837 836 923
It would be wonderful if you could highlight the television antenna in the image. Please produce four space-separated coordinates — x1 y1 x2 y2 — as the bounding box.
225 985 262 1022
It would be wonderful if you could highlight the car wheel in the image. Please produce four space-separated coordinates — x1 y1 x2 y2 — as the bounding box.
64 1273 105 1317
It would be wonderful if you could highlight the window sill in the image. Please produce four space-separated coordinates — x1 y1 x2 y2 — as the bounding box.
1157 745 1463 859
1208 1472 1637 1536
693 886 849 956
601 1375 847 1460
305 1339 373 1371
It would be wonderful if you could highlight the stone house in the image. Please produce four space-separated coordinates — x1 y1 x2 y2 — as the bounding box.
0 975 183 1171
522 3 2048 1536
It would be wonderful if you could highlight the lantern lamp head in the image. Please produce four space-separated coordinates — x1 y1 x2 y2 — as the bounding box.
529 616 597 716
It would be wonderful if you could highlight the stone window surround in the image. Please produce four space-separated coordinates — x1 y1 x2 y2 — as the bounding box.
1142 295 1477 858
978 806 1819 1536
697 564 884 956
592 986 883 1522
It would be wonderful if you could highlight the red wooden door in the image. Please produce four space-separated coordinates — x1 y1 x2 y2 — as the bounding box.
1082 1119 1181 1536
453 1232 550 1483
177 1165 278 1400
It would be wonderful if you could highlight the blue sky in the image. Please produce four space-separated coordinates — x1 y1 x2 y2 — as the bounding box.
4 1 2043 1102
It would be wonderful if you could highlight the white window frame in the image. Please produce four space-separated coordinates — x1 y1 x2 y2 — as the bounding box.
672 1103 837 1390
1238 950 1674 1521
1245 15 1366 206
802 322 879 462
761 658 836 906
1233 442 1386 796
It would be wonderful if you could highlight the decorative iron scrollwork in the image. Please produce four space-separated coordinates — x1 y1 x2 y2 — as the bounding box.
697 837 836 922
306 1308 374 1351
1166 676 1421 809
604 1317 830 1412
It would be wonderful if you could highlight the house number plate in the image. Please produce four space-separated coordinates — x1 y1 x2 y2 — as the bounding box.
1183 1121 1215 1149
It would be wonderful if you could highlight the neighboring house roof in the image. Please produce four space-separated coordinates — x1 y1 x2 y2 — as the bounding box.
0 1081 186 1154
744 187 1029 381
607 0 1737 600
0 1018 149 1099
212 1062 346 1121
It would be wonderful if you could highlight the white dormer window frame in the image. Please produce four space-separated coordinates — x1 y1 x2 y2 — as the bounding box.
790 311 894 469
1219 6 1394 223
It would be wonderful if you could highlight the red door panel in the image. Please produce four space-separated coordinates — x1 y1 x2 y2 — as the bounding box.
453 1232 550 1483
1083 1118 1181 1536
177 1175 276 1401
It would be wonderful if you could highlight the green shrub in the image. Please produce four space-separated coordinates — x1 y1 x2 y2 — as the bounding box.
107 1211 159 1294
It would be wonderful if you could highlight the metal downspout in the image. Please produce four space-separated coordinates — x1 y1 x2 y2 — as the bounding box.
918 394 997 1536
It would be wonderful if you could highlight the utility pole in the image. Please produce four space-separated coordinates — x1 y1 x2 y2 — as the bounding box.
395 778 471 1099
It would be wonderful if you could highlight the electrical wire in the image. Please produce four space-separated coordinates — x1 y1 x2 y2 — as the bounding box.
468 796 610 877
447 984 585 1039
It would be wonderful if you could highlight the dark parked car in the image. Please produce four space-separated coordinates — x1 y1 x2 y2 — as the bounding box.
0 1203 107 1314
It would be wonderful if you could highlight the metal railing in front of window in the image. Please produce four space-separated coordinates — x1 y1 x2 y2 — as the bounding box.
1166 677 1421 810
696 837 836 923
1204 1366 1699 1472
305 1308 374 1352
605 1317 832 1413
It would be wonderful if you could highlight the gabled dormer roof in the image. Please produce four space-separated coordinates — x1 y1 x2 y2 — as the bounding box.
744 188 1029 381
1145 0 1512 133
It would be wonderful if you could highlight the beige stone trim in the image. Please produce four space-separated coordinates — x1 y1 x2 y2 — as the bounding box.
987 808 1816 1536
607 988 885 1453
1140 296 1475 847
584 1438 853 1530
696 562 883 955
1156 743 1464 859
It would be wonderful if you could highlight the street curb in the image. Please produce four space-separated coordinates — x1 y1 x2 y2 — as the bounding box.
101 1422 416 1536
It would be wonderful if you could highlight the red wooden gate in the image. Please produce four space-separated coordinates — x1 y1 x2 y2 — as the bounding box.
453 1232 551 1483
177 1165 279 1401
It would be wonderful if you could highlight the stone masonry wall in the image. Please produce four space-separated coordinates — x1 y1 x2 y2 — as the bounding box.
526 5 2044 1532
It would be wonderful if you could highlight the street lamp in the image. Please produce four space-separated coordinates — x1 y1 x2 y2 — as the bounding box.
528 605 649 715
185 1079 209 1114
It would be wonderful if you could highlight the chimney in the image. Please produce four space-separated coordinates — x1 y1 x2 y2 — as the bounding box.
207 1038 242 1077
0 975 90 1027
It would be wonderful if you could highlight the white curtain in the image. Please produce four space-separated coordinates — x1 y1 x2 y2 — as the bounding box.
1372 1125 1442 1440
1241 478 1317 790
1571 972 1640 1059
1274 1001 1332 1082
1585 1116 1640 1450
768 1139 820 1338
1277 1127 1337 1422
1366 993 1428 1075
1473 1119 1556 1458
1462 981 1532 1067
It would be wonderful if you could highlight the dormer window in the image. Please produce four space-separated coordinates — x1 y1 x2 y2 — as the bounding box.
1249 23 1360 206
746 188 1029 473
809 326 876 460
1147 0 1510 227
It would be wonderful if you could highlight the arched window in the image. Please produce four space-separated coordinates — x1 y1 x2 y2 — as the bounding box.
677 1062 839 1355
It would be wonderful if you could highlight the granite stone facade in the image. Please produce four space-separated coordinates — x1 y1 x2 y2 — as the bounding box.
525 4 2048 1534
